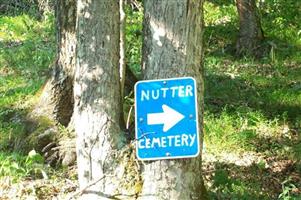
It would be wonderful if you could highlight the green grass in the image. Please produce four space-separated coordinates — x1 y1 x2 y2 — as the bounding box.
0 13 55 152
0 150 47 181
0 8 55 185
203 0 301 199
203 0 301 150
209 167 269 200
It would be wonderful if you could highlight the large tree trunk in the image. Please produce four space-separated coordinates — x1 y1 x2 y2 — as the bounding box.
138 0 208 199
32 0 76 126
236 0 264 57
74 1 128 199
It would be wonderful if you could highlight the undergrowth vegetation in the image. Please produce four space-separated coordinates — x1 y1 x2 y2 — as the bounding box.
203 0 301 199
125 4 143 78
0 3 56 197
0 150 47 181
0 0 300 199
0 9 55 152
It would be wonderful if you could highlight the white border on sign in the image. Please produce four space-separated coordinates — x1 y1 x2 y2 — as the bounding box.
134 77 200 161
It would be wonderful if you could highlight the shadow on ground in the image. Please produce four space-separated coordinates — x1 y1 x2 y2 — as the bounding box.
204 70 301 121
203 157 301 200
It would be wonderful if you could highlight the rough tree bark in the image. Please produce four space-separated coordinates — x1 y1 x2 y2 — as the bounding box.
74 1 128 199
32 0 76 126
236 0 264 57
31 0 136 167
138 0 208 199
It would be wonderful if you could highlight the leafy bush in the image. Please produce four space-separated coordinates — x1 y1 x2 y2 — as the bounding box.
0 150 48 181
125 4 143 77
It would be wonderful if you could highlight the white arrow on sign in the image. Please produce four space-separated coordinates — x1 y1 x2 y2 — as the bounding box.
147 104 185 132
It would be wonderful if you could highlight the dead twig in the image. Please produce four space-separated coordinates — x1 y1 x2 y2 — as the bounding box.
69 174 114 199
126 106 133 130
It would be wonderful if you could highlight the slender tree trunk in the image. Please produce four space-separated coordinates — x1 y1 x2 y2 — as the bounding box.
236 0 264 57
74 1 128 199
32 0 76 126
120 0 126 99
138 0 208 199
119 0 127 130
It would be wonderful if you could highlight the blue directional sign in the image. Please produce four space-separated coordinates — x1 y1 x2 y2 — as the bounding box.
135 77 200 160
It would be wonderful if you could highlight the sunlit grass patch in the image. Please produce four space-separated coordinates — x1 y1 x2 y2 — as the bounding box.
0 14 54 41
204 107 288 153
0 75 43 107
0 13 55 152
204 1 237 27
204 55 301 158
204 1 238 59
203 51 301 198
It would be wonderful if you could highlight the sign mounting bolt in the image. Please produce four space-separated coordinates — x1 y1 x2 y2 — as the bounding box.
163 81 167 85
166 152 171 157
139 117 144 122
189 114 194 119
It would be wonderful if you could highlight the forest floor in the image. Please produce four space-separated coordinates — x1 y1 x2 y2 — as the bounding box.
201 55 301 199
201 1 301 198
1 1 301 199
